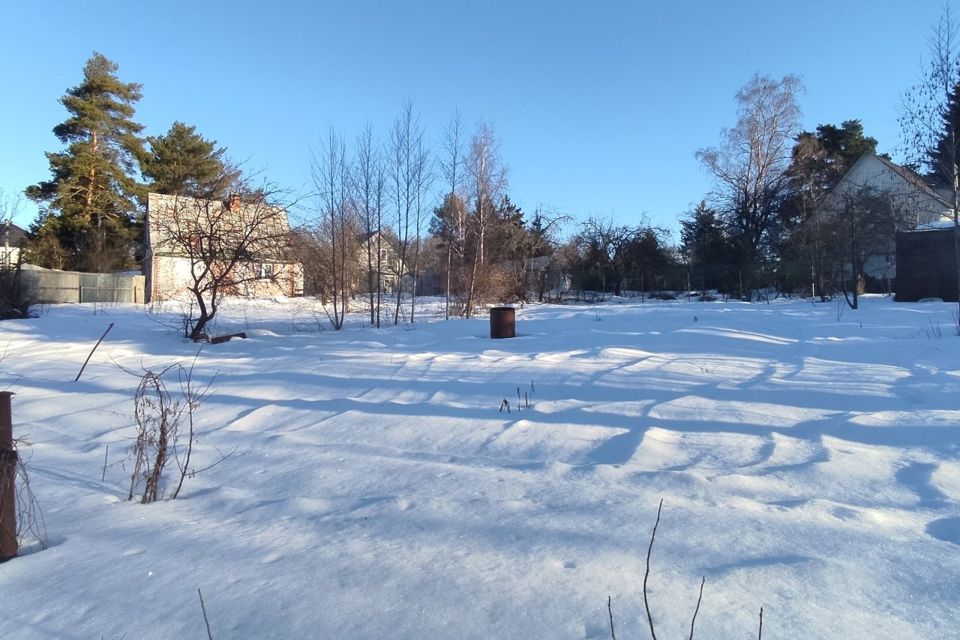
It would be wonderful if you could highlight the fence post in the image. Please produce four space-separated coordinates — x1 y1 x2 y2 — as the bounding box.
0 391 17 562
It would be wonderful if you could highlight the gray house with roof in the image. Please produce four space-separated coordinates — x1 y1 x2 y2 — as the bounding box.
820 152 952 288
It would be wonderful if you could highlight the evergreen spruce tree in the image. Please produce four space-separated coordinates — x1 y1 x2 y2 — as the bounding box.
927 80 960 187
142 121 240 199
25 52 145 272
680 201 734 293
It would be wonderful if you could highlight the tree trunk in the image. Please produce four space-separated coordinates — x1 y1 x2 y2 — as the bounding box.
952 168 959 332
410 237 419 323
465 242 479 319
445 243 452 320
366 235 375 327
86 130 99 214
375 230 382 328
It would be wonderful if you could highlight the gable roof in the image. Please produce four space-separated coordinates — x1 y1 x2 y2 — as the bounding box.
2 221 26 246
871 154 952 209
146 192 293 260
821 152 953 225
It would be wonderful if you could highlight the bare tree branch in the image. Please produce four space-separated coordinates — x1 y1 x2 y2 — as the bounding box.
198 588 214 640
688 576 706 640
607 595 617 640
74 322 114 382
643 498 663 640
147 182 300 341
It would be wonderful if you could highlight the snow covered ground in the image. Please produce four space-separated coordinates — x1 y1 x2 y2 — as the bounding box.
2 295 960 639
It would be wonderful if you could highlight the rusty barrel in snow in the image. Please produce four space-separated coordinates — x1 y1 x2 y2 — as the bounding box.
489 306 516 339
0 392 17 562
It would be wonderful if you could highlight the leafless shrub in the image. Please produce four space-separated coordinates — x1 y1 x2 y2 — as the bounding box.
127 353 215 503
609 499 762 640
923 318 944 339
2 438 48 554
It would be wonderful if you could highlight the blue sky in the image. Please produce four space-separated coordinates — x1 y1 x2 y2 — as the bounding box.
0 1 954 239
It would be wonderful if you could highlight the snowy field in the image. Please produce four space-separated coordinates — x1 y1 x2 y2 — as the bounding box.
2 295 960 639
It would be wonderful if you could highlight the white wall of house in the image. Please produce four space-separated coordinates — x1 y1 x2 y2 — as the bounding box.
357 231 401 291
825 153 952 226
820 153 954 287
1 221 25 268
0 245 19 268
145 192 304 302
149 255 303 302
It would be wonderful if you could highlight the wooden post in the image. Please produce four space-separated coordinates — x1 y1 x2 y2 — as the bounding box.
0 391 17 562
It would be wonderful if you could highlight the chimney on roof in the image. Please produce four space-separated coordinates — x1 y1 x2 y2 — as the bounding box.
228 193 242 212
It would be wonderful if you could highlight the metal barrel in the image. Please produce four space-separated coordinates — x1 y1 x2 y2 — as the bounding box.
489 306 516 339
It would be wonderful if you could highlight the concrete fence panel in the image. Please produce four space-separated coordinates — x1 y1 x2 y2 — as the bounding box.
19 265 145 304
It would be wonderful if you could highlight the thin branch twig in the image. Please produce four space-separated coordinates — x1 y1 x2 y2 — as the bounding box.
75 323 114 382
758 606 763 640
688 576 706 640
643 498 664 640
607 595 617 640
198 588 213 640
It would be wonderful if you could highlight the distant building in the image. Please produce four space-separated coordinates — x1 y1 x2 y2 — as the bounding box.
0 221 26 268
822 152 952 229
822 153 953 288
357 230 402 293
145 192 303 303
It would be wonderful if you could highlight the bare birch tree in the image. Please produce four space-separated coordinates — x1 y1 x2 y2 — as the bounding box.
312 128 354 330
697 74 803 298
411 134 434 323
437 111 467 319
464 121 508 317
389 100 431 324
354 124 387 328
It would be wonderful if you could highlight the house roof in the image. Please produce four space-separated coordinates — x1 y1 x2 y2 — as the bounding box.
907 219 956 232
822 152 954 224
871 153 952 210
2 221 26 246
146 192 293 259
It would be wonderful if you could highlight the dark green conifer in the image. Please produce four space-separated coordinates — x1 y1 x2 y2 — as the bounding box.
927 81 960 187
142 121 239 199
26 52 145 271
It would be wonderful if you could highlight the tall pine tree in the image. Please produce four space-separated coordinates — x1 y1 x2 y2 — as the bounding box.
142 121 240 199
26 52 145 272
